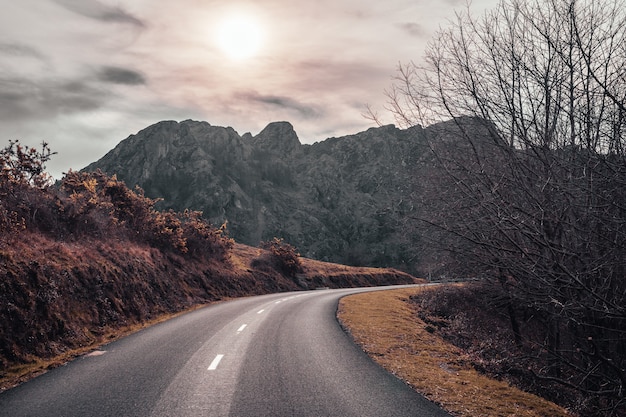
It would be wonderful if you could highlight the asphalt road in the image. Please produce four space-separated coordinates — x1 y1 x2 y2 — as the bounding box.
0 286 452 417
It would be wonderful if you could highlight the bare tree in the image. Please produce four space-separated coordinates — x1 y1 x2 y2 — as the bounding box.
383 0 626 414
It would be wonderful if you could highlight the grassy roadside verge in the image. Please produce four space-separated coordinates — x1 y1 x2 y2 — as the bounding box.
337 287 572 417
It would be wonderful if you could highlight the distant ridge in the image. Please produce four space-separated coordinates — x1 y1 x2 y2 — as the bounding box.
84 118 477 275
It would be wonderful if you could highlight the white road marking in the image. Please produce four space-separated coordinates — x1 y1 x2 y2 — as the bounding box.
237 324 247 333
257 309 265 314
275 300 282 304
208 354 224 370
85 350 106 357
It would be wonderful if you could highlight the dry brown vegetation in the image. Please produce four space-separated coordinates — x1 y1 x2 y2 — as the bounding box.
256 237 302 277
338 286 573 417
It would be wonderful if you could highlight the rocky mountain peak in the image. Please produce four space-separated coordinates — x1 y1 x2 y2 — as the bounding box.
251 121 301 155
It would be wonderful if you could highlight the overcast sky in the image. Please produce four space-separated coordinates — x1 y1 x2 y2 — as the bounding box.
1 0 498 179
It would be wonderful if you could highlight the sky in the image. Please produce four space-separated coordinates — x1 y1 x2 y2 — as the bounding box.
1 0 498 179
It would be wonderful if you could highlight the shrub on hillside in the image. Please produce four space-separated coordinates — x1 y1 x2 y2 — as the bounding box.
59 170 233 256
0 142 233 260
180 211 233 260
0 141 55 237
259 237 302 277
0 140 55 189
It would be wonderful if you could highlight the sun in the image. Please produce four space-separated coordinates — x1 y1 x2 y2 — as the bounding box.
216 15 264 60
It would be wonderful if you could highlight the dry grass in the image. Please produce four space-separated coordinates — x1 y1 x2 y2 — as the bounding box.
337 287 572 417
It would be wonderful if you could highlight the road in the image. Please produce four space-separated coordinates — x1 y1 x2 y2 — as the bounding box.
0 286 452 417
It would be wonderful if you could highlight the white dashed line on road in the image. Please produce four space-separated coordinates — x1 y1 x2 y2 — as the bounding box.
257 309 265 314
237 324 247 333
208 354 224 371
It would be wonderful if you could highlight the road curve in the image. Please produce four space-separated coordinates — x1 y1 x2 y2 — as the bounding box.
0 286 451 417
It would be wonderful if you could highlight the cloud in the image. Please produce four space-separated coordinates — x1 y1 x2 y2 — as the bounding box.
0 42 46 59
236 91 321 119
0 42 50 77
282 58 392 97
0 76 108 121
97 66 146 85
398 22 425 38
51 0 145 27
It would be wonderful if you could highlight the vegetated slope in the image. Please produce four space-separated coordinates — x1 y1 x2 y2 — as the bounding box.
0 235 414 385
409 283 626 417
0 143 417 389
338 287 572 417
84 118 466 275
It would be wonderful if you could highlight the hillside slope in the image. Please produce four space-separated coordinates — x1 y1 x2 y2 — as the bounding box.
0 233 416 389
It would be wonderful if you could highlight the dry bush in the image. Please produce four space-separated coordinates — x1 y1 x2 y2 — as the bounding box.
58 170 232 257
0 205 25 239
59 170 152 239
180 211 233 261
0 140 54 189
258 237 302 277
0 141 55 240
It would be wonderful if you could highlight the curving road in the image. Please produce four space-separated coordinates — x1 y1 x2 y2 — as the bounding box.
0 286 451 417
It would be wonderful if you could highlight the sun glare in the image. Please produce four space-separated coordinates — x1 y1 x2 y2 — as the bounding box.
216 15 264 60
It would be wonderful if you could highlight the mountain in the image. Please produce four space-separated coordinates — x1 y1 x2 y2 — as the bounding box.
84 119 465 274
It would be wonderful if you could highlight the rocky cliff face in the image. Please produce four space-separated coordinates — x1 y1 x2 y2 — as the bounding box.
84 119 450 274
